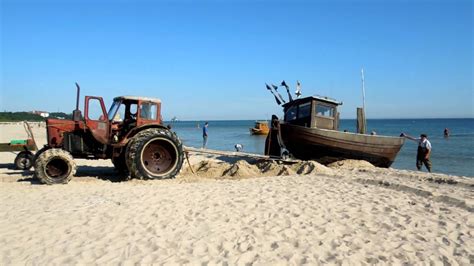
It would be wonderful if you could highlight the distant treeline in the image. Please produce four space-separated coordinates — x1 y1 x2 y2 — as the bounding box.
0 112 72 122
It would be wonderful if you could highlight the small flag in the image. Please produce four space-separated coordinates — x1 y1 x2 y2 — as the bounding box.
273 95 282 105
272 84 286 104
265 83 282 105
281 80 293 102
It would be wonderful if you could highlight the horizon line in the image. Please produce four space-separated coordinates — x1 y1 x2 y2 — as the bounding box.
165 117 474 122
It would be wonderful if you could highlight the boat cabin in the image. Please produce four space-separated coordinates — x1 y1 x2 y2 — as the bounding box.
282 96 342 130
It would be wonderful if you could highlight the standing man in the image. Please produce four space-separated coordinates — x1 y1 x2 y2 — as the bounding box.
202 122 209 149
401 133 432 172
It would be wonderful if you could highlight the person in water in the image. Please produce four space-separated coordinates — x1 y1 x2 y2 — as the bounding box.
444 128 450 138
202 122 209 148
401 133 432 172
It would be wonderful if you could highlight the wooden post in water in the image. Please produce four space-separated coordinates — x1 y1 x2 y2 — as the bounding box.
357 107 367 134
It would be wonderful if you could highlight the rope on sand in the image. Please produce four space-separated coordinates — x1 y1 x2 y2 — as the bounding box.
184 151 195 174
184 146 298 163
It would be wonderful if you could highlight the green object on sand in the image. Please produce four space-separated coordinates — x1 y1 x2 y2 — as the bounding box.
10 139 28 145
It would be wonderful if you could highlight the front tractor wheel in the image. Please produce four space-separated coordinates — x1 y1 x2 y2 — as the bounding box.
127 128 183 180
14 151 34 170
34 149 76 185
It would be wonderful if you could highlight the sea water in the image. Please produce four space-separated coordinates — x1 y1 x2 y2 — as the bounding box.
170 119 474 177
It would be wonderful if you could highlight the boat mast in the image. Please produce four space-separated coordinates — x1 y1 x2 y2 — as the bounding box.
361 68 367 133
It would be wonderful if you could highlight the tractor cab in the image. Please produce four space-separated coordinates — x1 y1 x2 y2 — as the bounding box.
86 96 162 144
107 96 162 126
85 96 162 145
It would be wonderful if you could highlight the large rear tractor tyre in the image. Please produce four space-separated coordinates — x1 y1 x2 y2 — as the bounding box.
127 128 184 180
34 149 76 185
124 130 149 173
14 151 34 170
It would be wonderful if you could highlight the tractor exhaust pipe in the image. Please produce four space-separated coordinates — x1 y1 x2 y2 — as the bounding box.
72 82 82 121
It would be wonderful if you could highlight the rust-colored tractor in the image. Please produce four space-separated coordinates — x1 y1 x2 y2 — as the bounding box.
34 83 184 184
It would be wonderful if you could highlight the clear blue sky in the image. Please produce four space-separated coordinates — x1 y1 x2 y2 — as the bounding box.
1 0 472 120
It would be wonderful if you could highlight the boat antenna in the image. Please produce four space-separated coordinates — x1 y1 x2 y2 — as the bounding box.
361 68 367 133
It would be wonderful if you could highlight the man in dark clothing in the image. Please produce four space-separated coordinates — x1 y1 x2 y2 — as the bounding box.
265 115 281 156
401 133 432 172
202 122 209 148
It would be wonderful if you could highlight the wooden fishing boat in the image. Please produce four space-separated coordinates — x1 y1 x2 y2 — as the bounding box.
265 96 405 167
250 121 269 135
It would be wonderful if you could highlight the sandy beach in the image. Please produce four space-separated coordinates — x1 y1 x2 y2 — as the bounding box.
0 123 472 264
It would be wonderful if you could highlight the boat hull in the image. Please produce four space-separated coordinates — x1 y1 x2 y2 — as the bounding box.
250 128 269 135
280 123 405 167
